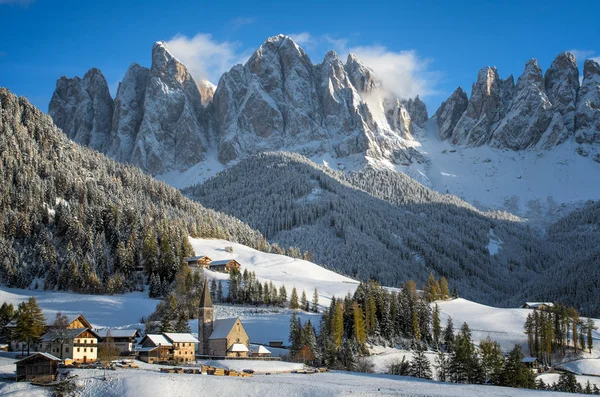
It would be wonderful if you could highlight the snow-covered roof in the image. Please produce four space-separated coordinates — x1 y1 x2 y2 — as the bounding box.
96 329 139 338
41 328 92 341
209 259 237 266
186 256 210 262
523 302 554 308
17 352 62 363
522 357 538 363
209 318 238 340
143 334 173 347
228 343 249 352
137 346 159 352
254 345 271 354
163 333 199 343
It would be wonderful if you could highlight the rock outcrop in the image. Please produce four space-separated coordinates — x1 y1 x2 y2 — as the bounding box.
49 68 114 151
575 59 600 144
433 87 468 140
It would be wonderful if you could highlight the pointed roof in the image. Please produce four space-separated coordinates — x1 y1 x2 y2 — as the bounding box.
200 279 212 308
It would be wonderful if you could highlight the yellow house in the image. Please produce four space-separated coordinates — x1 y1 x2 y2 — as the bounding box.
163 333 199 363
40 328 99 363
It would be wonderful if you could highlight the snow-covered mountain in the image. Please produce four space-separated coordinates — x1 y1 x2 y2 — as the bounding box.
48 37 600 220
50 35 428 180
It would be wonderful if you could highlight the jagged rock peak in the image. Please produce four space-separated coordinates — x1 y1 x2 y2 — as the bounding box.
344 52 380 93
403 96 428 128
434 86 469 140
516 59 544 90
197 79 216 106
544 51 579 135
575 59 600 144
48 67 114 152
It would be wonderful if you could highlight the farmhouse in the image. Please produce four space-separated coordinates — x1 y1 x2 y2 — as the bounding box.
198 280 250 357
163 333 199 362
9 313 94 352
39 327 100 363
186 255 212 268
16 352 61 383
96 329 140 355
209 259 241 273
521 302 554 310
138 334 172 364
251 345 272 358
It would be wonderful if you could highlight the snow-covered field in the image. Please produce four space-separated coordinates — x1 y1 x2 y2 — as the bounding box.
188 237 360 308
0 362 584 397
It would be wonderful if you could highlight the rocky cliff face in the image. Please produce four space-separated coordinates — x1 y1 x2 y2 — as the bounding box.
50 35 427 174
576 59 600 144
48 68 114 152
50 42 209 175
437 52 600 151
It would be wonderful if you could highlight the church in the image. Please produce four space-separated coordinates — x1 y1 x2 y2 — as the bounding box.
198 280 250 358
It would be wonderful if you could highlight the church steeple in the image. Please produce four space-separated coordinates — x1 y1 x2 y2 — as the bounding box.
200 278 213 308
198 279 214 356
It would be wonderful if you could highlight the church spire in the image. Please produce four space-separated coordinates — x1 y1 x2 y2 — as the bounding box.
200 278 212 308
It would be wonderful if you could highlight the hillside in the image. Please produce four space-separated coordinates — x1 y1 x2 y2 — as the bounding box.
185 152 561 306
0 88 269 294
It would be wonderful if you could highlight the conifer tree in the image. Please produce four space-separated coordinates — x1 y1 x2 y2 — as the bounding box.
480 337 504 384
500 344 535 389
331 300 344 348
14 297 46 355
432 304 441 349
312 288 319 313
289 311 302 357
439 277 450 299
352 302 366 346
444 316 455 351
301 290 309 311
290 287 299 310
410 345 432 379
435 352 449 382
279 285 287 307
217 281 224 303
587 318 596 353
175 311 191 333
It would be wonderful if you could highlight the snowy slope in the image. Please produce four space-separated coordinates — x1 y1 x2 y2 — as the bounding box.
188 237 360 307
393 123 600 224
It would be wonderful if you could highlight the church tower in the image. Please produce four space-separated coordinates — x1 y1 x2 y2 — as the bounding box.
198 279 213 356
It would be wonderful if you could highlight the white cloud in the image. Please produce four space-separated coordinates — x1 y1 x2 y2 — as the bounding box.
568 49 596 62
288 32 313 47
166 33 251 85
347 45 439 100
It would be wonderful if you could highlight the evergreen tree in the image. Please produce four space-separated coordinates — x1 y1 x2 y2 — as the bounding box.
279 285 287 306
210 279 217 301
432 304 441 349
435 352 449 382
341 339 356 371
301 290 309 312
158 311 174 333
290 287 299 310
500 344 535 389
0 302 15 340
175 311 191 333
217 281 224 303
480 337 504 384
587 318 596 353
410 345 432 379
444 316 455 351
312 288 319 313
448 322 482 384
556 372 578 393
289 311 302 358
14 297 46 355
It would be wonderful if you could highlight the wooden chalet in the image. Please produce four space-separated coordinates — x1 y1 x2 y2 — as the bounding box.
16 352 61 383
209 259 241 273
138 334 173 364
39 328 100 363
96 329 141 355
186 256 212 268
521 302 554 311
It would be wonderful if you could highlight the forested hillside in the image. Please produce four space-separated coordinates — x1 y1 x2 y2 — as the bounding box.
0 88 270 294
185 152 561 305
520 201 600 315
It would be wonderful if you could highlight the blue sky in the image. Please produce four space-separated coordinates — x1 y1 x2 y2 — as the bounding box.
1 0 599 114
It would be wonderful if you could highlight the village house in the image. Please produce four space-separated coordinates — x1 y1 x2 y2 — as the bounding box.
137 334 173 364
521 302 554 310
9 313 93 352
208 259 241 273
198 280 250 358
39 328 100 364
163 333 199 362
15 352 61 383
185 255 212 268
96 329 140 355
250 345 272 358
